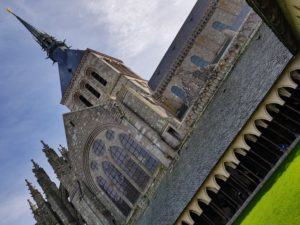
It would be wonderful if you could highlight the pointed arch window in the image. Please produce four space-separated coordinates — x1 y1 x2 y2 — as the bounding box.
79 95 93 107
96 176 131 216
91 71 107 86
110 146 150 190
85 83 100 98
119 134 159 173
102 161 140 204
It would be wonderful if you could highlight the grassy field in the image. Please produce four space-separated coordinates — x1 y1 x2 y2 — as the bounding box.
233 142 300 225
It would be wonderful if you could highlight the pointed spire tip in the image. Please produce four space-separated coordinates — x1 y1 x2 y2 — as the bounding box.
31 159 40 169
5 7 13 14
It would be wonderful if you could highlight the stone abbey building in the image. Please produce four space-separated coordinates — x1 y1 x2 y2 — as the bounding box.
8 0 300 224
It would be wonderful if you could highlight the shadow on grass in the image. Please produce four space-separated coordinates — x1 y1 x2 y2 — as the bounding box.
233 141 300 225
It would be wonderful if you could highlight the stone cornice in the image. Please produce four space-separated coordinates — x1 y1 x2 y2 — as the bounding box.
152 0 218 99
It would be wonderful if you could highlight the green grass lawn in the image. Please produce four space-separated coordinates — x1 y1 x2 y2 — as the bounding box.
233 142 300 225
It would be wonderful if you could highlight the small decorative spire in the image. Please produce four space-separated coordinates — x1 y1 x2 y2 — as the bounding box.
31 159 40 170
25 179 40 198
41 140 49 149
42 142 67 178
59 145 69 160
27 199 37 212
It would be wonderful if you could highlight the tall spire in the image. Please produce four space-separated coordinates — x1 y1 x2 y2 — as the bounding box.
6 8 68 62
7 8 85 96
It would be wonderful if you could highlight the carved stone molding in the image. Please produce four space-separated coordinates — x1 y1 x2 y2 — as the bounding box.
181 11 262 133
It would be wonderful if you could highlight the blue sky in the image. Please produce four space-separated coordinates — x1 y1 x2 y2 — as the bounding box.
0 0 196 224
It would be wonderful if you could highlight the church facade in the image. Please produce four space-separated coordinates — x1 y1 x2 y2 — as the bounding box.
8 0 300 224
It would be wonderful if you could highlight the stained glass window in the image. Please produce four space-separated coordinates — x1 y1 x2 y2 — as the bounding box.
119 134 159 173
93 139 106 156
90 160 99 171
191 55 208 68
110 146 150 190
171 86 187 102
96 176 131 216
102 161 140 204
212 21 229 32
106 129 115 141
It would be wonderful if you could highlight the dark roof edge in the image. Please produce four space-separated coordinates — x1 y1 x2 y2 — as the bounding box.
148 0 216 91
246 0 298 55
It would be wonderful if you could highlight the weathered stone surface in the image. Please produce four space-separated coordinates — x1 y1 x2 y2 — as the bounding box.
134 23 293 225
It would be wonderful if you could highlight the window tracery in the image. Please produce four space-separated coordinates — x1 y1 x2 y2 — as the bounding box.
110 146 150 189
106 129 115 140
90 160 99 171
102 161 140 204
96 176 131 216
92 139 106 156
89 129 160 217
119 133 159 173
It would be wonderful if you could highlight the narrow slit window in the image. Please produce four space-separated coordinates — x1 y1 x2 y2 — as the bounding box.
167 127 181 141
79 95 93 107
91 71 107 86
85 83 100 98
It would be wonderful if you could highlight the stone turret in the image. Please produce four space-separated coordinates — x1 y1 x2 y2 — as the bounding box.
41 141 67 178
25 179 60 225
31 160 78 225
28 199 44 225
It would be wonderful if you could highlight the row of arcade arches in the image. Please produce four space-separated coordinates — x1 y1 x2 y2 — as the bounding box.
176 59 300 225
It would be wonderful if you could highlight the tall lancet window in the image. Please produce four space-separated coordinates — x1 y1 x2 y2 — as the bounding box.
96 176 131 216
91 71 107 86
88 127 160 217
102 161 140 204
110 146 150 190
119 133 159 173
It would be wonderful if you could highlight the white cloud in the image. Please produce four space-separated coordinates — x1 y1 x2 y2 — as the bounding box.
84 0 196 57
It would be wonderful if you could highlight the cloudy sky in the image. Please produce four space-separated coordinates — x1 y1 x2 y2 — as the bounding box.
0 0 197 224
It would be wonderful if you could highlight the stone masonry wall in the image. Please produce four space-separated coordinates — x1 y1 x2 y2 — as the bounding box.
134 23 293 225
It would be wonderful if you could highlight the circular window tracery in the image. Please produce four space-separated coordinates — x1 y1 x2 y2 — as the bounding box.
106 129 115 140
90 160 99 171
